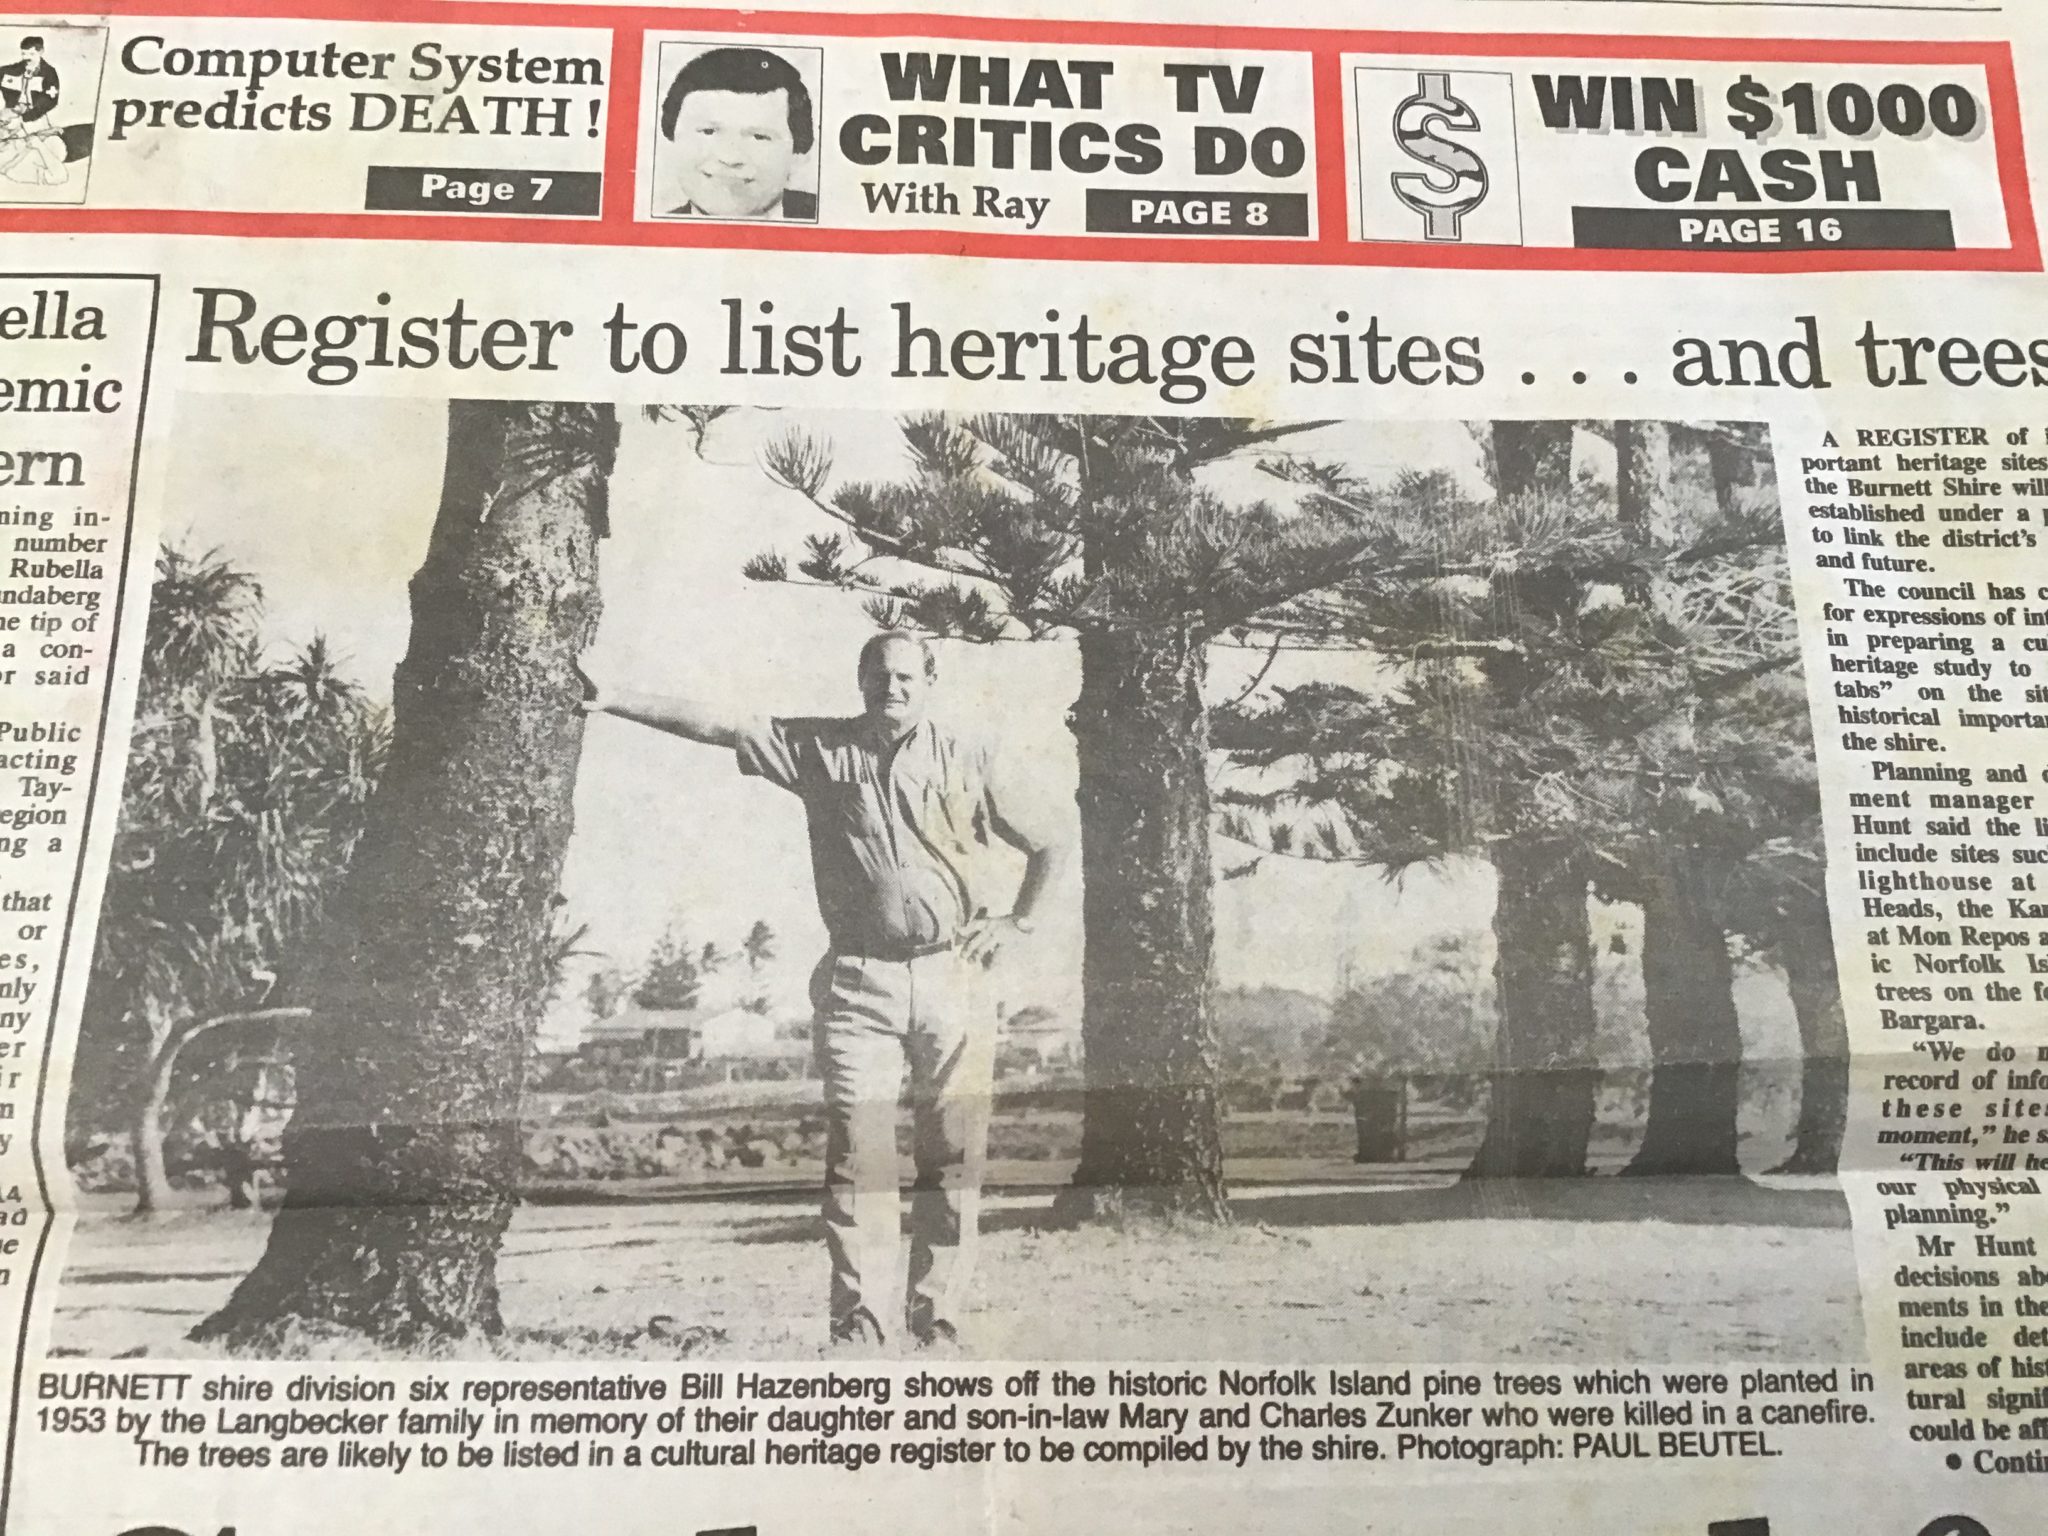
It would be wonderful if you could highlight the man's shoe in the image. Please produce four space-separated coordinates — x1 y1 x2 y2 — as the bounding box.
911 1318 960 1351
828 1307 886 1349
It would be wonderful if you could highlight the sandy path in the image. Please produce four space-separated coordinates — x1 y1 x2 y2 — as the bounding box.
50 1171 1863 1362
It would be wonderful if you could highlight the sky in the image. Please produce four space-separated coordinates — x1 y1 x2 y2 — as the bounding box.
162 398 1503 1044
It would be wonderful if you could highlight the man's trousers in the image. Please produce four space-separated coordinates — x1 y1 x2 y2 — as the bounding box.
810 949 995 1339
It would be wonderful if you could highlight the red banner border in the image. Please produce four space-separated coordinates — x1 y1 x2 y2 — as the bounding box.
0 1 2033 274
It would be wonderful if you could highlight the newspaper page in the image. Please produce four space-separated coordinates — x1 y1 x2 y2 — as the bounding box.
0 1 2038 1534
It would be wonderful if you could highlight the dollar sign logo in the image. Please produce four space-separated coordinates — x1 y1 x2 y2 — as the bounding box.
1390 71 1488 242
1725 73 1774 142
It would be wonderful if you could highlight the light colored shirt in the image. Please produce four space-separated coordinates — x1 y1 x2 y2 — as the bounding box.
736 716 1037 956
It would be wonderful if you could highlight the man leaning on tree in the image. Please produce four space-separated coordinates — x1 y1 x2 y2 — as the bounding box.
583 631 1070 1349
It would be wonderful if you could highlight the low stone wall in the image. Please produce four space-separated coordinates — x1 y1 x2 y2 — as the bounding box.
522 1116 830 1182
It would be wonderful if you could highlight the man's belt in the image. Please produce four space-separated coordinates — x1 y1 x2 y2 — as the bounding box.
836 937 956 963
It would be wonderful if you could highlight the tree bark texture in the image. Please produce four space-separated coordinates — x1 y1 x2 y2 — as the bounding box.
1467 840 1600 1178
193 402 613 1347
1465 420 1599 1179
1626 856 1744 1177
1771 905 1848 1175
1612 421 1676 546
1063 624 1228 1220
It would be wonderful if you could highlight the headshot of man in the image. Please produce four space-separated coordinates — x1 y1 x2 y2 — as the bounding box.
585 632 1069 1350
0 35 59 125
0 35 68 188
660 45 818 221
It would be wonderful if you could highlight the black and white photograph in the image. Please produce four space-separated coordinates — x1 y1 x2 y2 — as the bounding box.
53 401 1861 1363
0 23 102 204
647 41 824 223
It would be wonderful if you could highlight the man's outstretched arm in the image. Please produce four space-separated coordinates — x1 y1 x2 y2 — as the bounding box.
580 666 744 748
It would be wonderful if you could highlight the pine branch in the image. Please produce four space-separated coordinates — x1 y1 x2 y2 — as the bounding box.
760 429 1005 588
1221 635 1283 708
1669 526 1787 567
1163 418 1339 469
644 404 741 456
1692 651 1802 702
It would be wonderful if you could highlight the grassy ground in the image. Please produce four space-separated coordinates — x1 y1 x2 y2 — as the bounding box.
51 1155 1865 1364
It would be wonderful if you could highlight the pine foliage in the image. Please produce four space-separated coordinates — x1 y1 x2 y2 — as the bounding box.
758 413 1367 640
1217 422 1813 899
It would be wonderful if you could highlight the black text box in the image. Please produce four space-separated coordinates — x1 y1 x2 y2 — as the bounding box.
1085 189 1309 237
1572 206 1955 252
365 166 602 217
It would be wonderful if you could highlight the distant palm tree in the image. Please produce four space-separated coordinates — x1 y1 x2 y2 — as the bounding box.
142 546 262 691
741 920 778 1013
78 547 385 1214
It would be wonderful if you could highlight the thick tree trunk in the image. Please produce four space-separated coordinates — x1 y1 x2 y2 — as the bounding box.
1061 624 1227 1221
1613 422 1649 530
1668 424 1761 519
1612 421 1674 545
1626 857 1744 1176
1467 421 1595 1180
1467 840 1599 1178
1491 421 1575 503
193 402 613 1348
1704 429 1759 517
1770 906 1848 1175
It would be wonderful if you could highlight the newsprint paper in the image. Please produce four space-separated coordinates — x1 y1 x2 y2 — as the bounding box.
0 0 2040 1533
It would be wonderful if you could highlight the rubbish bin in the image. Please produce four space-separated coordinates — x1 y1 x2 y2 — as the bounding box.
1347 1076 1408 1163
